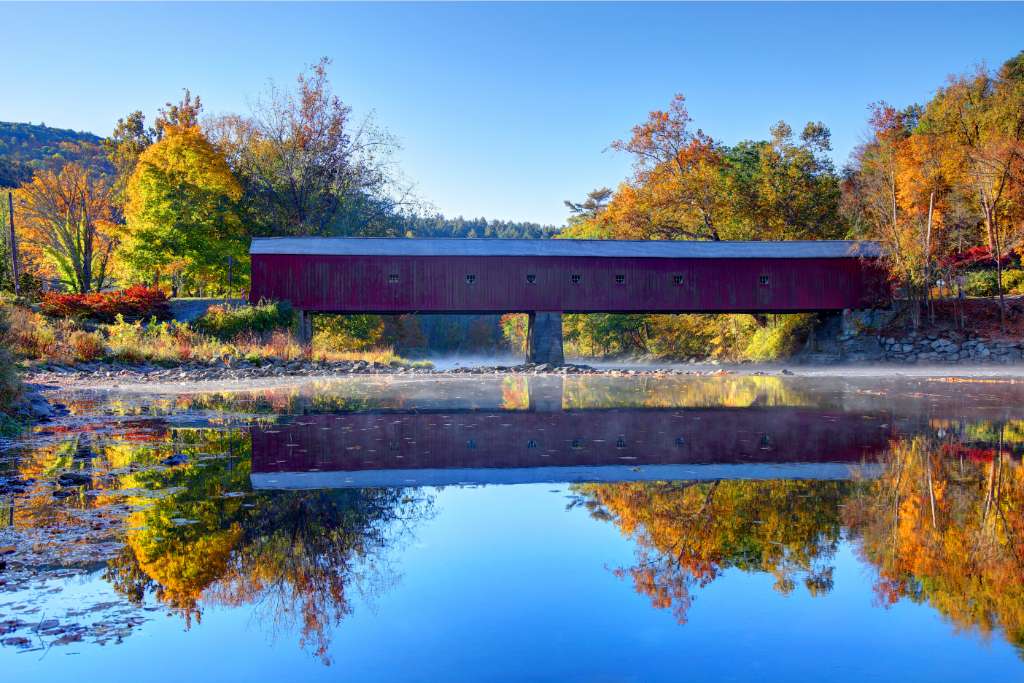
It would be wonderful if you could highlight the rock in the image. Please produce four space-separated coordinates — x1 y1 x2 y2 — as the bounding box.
57 471 91 487
22 394 54 420
162 453 189 466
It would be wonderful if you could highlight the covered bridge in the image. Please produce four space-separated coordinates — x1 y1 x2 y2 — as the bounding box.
249 237 888 364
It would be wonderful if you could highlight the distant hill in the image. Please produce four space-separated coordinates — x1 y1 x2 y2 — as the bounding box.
407 213 560 239
0 121 111 186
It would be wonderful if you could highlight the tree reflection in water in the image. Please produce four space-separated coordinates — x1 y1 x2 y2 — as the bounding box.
574 424 1024 651
844 429 1024 652
572 479 848 622
14 426 436 664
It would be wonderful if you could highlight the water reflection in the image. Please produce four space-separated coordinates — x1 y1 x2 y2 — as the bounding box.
250 406 891 487
4 374 1024 676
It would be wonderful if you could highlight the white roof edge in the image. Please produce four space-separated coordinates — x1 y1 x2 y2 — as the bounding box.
250 237 883 259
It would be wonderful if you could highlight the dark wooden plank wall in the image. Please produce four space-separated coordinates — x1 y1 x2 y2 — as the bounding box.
250 254 889 313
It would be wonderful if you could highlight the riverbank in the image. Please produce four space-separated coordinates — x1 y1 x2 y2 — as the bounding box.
18 357 1024 397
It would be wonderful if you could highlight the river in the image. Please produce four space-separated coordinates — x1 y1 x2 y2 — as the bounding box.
2 373 1024 681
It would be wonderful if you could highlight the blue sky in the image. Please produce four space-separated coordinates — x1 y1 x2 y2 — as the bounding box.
3 2 1023 225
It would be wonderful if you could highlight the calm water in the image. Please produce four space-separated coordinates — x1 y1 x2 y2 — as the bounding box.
3 373 1024 682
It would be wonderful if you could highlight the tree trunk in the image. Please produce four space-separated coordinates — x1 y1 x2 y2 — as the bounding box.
6 192 19 295
925 191 934 324
988 212 1007 332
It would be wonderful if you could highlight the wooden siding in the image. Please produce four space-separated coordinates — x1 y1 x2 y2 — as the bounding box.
250 253 889 313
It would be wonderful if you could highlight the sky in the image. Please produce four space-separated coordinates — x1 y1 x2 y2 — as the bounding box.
3 2 1023 226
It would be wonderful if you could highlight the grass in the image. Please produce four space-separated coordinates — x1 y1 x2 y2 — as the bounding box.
2 303 431 369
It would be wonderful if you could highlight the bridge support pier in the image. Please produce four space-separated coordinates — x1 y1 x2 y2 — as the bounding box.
527 311 564 366
296 310 313 345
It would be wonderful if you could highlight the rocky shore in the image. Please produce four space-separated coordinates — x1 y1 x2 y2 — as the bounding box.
22 357 735 390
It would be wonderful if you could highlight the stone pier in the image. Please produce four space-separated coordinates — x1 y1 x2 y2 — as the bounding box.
527 311 564 365
296 310 314 345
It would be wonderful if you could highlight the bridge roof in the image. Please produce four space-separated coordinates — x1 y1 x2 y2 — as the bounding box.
251 237 882 259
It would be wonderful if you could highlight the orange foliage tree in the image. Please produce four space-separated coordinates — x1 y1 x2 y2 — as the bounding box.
15 163 119 292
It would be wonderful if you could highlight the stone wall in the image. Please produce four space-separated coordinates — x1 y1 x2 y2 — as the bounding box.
798 307 1024 365
878 334 1023 364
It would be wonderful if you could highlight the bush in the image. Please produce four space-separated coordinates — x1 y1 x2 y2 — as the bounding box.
69 330 107 361
964 270 999 297
0 307 23 415
41 285 170 322
742 314 815 362
105 315 226 364
194 300 294 341
942 246 1015 270
4 304 66 360
1003 269 1024 294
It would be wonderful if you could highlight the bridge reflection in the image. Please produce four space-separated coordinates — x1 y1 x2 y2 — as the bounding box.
250 403 891 488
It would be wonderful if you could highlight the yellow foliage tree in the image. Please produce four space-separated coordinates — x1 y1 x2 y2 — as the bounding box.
124 124 245 293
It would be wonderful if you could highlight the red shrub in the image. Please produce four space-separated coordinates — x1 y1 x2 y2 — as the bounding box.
941 246 1015 270
41 286 171 322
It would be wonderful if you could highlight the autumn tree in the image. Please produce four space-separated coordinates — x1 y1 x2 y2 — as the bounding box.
208 58 411 237
15 163 118 292
123 123 245 293
918 54 1024 328
843 103 927 316
726 121 847 240
608 94 732 241
154 89 203 140
104 110 155 203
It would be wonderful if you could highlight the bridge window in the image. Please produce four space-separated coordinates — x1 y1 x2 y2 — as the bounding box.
615 274 625 285
675 436 686 447
466 274 476 285
571 438 583 449
759 274 770 286
570 274 582 285
526 274 536 284
673 275 684 286
466 439 477 449
388 273 400 284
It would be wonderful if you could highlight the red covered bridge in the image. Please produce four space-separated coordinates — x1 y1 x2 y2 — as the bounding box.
249 237 888 363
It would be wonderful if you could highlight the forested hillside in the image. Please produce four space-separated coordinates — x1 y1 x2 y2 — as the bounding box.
0 122 111 186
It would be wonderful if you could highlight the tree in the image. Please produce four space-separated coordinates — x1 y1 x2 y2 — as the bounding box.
564 187 612 218
918 54 1024 328
609 94 732 241
726 121 847 240
15 163 118 292
104 111 155 202
843 103 926 317
208 58 412 237
123 123 245 293
154 90 203 140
